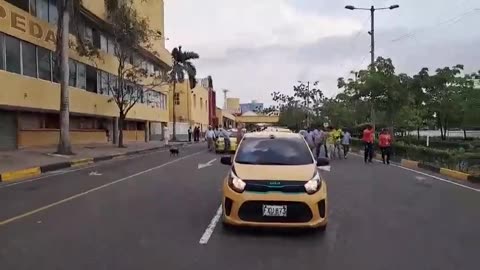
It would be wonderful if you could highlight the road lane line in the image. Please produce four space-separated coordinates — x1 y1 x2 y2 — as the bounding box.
350 153 479 192
0 151 204 227
199 205 223 245
0 145 194 189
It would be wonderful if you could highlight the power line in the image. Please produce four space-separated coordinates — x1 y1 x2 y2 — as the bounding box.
391 8 479 43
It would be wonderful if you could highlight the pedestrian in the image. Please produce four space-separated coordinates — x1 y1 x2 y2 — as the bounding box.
332 127 343 159
304 128 315 152
236 123 245 145
362 124 375 163
214 126 219 142
313 128 322 158
163 125 169 146
326 126 336 159
188 126 192 142
205 126 216 151
194 126 199 142
218 125 231 152
341 129 352 159
379 129 392 164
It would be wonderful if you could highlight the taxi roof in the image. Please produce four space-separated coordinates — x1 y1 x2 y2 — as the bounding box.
244 131 301 139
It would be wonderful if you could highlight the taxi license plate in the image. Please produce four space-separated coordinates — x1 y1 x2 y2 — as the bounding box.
262 205 287 217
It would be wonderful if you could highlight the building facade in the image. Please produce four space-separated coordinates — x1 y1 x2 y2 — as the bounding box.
225 97 240 114
168 80 210 141
0 0 171 150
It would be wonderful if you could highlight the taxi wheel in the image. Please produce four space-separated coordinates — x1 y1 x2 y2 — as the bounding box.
317 224 327 232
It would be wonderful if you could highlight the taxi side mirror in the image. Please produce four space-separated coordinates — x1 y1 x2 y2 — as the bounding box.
317 157 331 172
220 156 232 165
317 157 329 167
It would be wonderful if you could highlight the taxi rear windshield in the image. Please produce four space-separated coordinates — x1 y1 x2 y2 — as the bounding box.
235 137 313 165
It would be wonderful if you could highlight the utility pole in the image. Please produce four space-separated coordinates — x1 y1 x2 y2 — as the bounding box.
345 4 399 132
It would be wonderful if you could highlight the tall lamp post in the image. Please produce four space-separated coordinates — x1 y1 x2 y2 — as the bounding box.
345 4 399 131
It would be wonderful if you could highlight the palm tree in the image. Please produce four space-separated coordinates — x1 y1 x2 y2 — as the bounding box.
55 0 96 154
169 46 199 141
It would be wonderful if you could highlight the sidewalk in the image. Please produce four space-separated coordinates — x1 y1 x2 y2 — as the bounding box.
0 141 180 176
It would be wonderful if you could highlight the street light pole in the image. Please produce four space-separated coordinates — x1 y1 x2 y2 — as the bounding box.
370 6 375 66
345 4 399 131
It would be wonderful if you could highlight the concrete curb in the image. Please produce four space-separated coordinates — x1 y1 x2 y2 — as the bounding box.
0 144 182 183
352 147 479 183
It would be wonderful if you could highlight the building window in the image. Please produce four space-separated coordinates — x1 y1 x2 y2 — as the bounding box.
44 113 59 129
99 71 110 95
109 74 117 94
6 0 30 12
200 97 203 109
174 93 180 105
205 100 208 111
51 53 59 83
36 0 49 22
86 65 97 92
68 59 77 87
92 29 101 49
30 0 37 16
193 94 196 107
0 34 4 70
48 0 58 24
84 25 93 43
22 42 37 78
77 62 86 89
108 38 115 54
5 36 21 74
37 46 51 81
100 34 108 52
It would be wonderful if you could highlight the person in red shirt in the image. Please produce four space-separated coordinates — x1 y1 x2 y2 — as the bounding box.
379 129 392 164
362 124 374 163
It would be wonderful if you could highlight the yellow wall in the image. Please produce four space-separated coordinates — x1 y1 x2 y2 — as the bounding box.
19 130 108 147
169 81 209 129
226 98 240 113
0 1 169 122
190 84 209 128
236 115 279 124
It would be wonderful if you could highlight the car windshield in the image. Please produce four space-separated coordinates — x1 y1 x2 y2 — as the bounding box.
235 137 313 165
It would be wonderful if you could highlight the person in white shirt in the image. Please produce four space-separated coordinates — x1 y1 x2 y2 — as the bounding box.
205 126 216 151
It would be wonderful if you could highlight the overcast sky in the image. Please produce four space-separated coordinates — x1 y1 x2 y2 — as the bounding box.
165 0 480 107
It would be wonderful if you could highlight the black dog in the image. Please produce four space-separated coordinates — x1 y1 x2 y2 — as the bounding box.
169 147 179 156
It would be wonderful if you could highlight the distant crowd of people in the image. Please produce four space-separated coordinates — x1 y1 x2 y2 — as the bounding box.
300 124 392 165
300 126 352 160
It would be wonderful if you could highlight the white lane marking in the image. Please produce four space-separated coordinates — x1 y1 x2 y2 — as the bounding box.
198 158 217 169
415 176 427 181
199 205 223 245
0 151 203 227
350 153 479 192
0 145 194 189
89 171 102 176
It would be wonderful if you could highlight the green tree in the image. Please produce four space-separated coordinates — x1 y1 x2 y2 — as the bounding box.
105 0 168 147
423 65 465 140
169 46 199 141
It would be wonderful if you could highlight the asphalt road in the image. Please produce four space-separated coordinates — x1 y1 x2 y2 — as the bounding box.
0 143 479 270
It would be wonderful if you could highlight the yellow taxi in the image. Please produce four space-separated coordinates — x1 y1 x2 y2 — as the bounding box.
215 129 240 153
220 132 329 230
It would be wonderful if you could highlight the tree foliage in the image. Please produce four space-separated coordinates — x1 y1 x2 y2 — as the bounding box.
269 57 480 139
105 0 168 147
169 46 200 140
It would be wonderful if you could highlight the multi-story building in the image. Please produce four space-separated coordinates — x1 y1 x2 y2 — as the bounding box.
240 100 264 114
0 0 171 150
168 80 210 141
199 76 218 127
225 97 240 115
